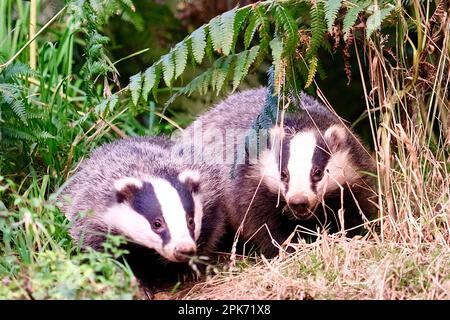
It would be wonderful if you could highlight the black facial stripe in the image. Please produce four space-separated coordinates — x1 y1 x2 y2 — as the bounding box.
311 139 331 192
130 182 170 245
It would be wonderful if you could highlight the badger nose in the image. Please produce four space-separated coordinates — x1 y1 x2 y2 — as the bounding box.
174 243 197 261
288 195 310 214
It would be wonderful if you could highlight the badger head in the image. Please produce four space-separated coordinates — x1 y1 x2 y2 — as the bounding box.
101 170 203 263
260 123 361 220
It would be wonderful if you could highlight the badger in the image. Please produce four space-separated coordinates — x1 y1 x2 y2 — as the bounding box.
175 88 377 258
58 136 226 291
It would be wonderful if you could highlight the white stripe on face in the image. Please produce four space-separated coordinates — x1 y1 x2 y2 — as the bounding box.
150 178 196 258
102 203 163 250
192 193 203 240
285 131 317 205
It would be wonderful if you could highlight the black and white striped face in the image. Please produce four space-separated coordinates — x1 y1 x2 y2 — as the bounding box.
260 125 360 220
102 170 202 262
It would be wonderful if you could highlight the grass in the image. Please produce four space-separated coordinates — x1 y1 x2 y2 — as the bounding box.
0 0 449 300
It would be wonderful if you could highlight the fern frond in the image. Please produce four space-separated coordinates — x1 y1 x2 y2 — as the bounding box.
244 11 259 49
305 56 318 88
366 7 394 39
232 46 260 91
273 5 299 56
221 9 236 56
190 27 206 64
343 0 370 41
162 53 174 87
308 0 327 58
174 42 188 80
142 65 156 101
129 73 142 106
325 0 343 31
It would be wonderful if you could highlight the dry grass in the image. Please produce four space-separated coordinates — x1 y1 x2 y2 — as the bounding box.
181 236 449 300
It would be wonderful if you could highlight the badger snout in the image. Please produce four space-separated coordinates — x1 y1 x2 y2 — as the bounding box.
173 243 197 262
286 194 314 220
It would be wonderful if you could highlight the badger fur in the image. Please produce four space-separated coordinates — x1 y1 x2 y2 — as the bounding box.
175 88 377 258
58 136 225 290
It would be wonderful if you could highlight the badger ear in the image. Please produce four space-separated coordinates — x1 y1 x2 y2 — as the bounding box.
114 177 143 203
178 169 201 193
324 125 346 153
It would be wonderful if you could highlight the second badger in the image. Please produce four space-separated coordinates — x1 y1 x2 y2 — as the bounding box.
58 136 226 290
176 88 377 258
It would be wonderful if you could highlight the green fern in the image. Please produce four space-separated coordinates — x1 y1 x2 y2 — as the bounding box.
232 46 260 91
190 27 207 64
325 0 343 31
129 73 142 106
308 0 327 58
305 55 318 88
343 0 371 41
244 11 259 49
174 42 188 80
142 65 156 101
161 53 174 87
221 9 236 56
273 4 299 56
366 6 395 39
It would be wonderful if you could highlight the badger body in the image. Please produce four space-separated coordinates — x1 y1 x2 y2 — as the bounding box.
58 136 225 290
176 88 377 258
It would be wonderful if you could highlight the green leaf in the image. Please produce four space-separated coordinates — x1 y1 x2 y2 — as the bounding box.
325 0 343 31
142 65 156 101
305 56 318 88
308 1 327 58
191 27 206 64
221 9 236 56
174 42 188 79
270 37 283 66
232 7 250 52
232 46 260 91
244 11 259 49
273 5 299 56
162 53 174 87
209 16 223 53
129 73 142 106
214 56 233 94
366 7 394 39
343 0 370 41
109 94 118 112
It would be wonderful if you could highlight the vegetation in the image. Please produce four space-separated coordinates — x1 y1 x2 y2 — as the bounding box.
0 0 449 299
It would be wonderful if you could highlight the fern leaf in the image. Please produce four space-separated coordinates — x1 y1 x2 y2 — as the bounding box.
232 7 250 52
232 46 260 91
254 6 271 53
366 7 394 39
94 98 108 114
325 0 343 31
174 42 188 79
221 9 236 56
273 5 299 56
232 51 248 92
142 65 156 100
308 1 327 58
109 94 118 112
305 56 318 88
191 27 206 64
162 53 174 87
10 100 27 124
343 0 370 41
209 16 223 54
270 37 283 66
129 73 142 106
244 11 259 49
215 56 233 94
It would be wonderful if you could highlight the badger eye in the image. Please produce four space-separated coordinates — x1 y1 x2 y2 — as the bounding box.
311 167 324 181
152 219 163 230
280 169 289 182
187 217 195 227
